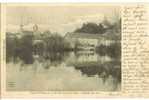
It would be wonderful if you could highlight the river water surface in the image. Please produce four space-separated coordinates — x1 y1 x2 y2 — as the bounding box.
7 51 121 91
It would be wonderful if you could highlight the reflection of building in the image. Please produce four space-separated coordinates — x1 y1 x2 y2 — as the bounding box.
66 52 112 64
65 52 98 64
76 51 98 62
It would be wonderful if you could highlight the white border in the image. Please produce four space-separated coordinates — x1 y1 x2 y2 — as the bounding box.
0 0 149 3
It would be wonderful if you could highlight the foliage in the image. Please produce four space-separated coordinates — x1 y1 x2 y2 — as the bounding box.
74 18 121 35
74 22 105 34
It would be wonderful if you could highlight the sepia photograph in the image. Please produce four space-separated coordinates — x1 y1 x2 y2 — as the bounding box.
6 4 121 91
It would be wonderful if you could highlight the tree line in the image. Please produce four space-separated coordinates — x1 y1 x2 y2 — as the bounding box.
74 18 121 34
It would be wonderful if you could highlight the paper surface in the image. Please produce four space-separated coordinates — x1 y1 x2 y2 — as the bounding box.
0 3 149 98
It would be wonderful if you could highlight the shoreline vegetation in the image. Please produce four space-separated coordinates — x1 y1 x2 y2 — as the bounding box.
6 18 121 64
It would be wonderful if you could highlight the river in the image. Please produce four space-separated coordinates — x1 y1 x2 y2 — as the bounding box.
6 51 121 91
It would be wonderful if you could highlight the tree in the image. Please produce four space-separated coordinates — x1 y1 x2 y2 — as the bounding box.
74 22 105 34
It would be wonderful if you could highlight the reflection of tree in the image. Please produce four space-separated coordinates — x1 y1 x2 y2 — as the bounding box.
33 41 45 56
99 71 109 84
44 52 70 67
96 42 121 60
73 61 121 84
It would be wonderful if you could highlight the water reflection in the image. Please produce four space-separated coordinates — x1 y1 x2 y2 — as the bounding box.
7 51 121 91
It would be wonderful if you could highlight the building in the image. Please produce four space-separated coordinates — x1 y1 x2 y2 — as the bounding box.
65 32 115 50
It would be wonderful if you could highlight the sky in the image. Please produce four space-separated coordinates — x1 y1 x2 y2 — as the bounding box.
6 4 120 36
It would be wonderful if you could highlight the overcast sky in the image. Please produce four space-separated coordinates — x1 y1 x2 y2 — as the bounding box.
6 4 120 36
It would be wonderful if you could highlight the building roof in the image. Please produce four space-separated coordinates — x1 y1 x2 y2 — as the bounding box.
65 32 105 39
65 32 120 40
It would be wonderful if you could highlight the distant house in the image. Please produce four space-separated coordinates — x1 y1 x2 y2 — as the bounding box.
65 32 115 50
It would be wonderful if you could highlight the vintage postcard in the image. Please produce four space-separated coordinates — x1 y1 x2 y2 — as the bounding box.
0 3 149 98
